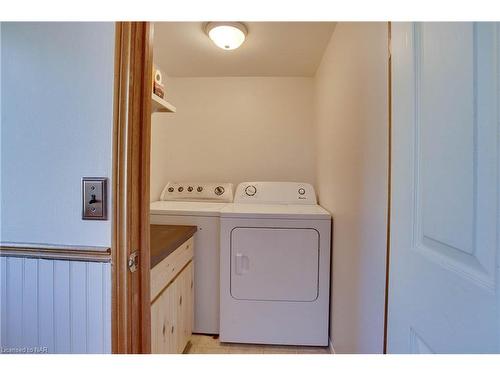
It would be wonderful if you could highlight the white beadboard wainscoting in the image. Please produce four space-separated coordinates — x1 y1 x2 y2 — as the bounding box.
0 257 111 353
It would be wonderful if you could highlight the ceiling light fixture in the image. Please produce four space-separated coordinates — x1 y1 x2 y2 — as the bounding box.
205 22 247 50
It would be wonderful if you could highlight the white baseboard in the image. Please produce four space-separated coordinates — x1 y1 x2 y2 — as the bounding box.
329 338 335 354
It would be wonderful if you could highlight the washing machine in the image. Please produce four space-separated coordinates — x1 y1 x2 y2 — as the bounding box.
150 182 234 334
219 182 331 346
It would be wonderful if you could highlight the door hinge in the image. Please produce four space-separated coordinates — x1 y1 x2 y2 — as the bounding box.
128 251 139 273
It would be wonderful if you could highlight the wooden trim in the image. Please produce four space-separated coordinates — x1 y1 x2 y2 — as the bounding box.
112 22 153 354
112 21 127 356
0 242 111 262
137 22 153 354
383 21 393 354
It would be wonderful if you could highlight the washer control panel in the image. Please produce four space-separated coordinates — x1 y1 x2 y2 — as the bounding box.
160 182 234 202
234 182 317 204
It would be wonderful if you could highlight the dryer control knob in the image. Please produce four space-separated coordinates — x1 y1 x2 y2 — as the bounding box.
214 186 225 196
245 185 257 196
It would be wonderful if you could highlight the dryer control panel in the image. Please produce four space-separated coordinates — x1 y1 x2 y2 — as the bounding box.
234 182 317 205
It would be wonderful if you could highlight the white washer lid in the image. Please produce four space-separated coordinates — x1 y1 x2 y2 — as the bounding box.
150 200 228 217
220 203 331 220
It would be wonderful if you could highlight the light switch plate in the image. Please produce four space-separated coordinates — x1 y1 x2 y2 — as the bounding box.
82 177 107 220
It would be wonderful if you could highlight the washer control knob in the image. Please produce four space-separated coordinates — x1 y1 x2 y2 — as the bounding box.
245 185 257 196
178 186 184 192
298 188 306 195
168 187 174 193
187 186 193 192
197 186 203 192
214 186 225 196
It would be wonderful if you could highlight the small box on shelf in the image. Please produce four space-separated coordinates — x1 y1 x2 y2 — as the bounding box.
153 81 165 99
151 64 175 113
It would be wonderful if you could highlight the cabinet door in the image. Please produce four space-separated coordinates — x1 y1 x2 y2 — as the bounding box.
186 262 194 344
184 262 194 350
151 261 194 354
151 284 175 353
175 262 194 353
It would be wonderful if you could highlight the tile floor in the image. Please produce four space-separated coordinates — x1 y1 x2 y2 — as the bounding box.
186 334 331 354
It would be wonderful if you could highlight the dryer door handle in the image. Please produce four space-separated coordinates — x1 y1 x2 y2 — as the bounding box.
235 253 249 275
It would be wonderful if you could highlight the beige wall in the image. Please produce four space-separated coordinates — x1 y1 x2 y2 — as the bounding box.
151 77 315 200
314 22 389 353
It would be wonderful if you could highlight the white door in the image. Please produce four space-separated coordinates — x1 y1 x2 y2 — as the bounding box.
388 22 500 353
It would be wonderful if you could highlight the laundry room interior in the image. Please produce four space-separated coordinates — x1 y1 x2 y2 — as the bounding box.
3 19 498 357
148 22 389 354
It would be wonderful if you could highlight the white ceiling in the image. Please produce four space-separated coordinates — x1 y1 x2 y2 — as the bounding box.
153 22 336 77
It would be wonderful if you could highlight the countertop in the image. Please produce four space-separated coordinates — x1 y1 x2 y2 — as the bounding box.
150 225 197 269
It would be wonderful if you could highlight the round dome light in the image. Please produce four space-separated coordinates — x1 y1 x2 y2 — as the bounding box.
206 22 247 50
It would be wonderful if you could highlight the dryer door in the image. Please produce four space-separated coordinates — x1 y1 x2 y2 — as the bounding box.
230 227 319 302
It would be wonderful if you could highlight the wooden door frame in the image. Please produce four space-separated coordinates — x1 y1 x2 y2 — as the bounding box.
383 21 392 354
111 21 153 354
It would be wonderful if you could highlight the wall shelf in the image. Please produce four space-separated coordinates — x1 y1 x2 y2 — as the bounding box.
151 93 176 113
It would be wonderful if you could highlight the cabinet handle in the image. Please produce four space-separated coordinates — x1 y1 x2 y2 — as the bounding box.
162 324 166 336
179 296 182 305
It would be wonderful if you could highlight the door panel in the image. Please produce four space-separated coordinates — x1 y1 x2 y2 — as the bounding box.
230 227 319 301
417 23 497 286
388 22 500 353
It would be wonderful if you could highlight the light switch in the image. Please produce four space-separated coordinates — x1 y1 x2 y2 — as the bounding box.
82 177 107 220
